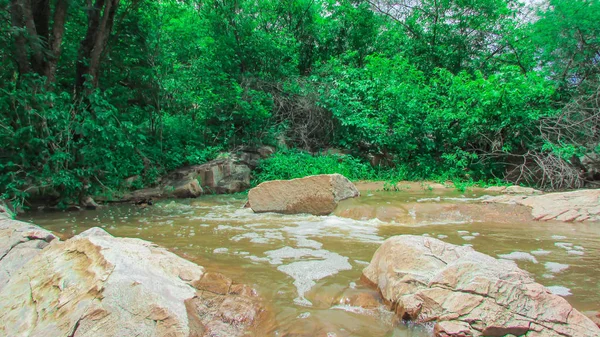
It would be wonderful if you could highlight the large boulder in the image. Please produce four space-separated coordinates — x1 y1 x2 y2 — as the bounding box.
484 189 600 222
248 174 360 215
195 158 252 194
0 224 274 337
362 235 600 337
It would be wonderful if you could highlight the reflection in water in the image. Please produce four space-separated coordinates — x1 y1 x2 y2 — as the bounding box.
23 188 600 336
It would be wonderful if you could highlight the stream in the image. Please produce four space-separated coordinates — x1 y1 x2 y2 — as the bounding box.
23 183 600 336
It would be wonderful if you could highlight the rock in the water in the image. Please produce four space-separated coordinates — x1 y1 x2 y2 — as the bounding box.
0 224 274 337
362 235 600 337
485 185 542 195
248 174 360 215
484 189 600 222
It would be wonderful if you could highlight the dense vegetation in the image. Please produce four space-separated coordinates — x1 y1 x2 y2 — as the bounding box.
1 0 599 207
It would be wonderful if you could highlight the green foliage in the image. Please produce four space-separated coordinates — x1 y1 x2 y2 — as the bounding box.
318 54 556 180
254 151 378 183
1 0 597 207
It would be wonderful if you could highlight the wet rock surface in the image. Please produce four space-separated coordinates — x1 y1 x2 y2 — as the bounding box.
0 221 273 337
362 235 600 337
248 174 360 215
186 271 275 337
484 189 600 222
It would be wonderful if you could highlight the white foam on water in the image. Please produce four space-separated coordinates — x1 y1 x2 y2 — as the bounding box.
245 255 270 263
409 208 417 219
437 234 448 239
331 304 378 316
230 232 273 244
213 247 229 254
265 246 352 306
295 236 323 249
531 249 551 256
555 242 573 250
216 225 235 231
457 230 470 235
417 197 441 202
567 250 584 256
546 285 572 296
461 236 476 241
498 252 538 264
443 197 486 202
354 260 369 265
290 216 384 243
545 262 569 273
551 235 567 240
297 312 311 319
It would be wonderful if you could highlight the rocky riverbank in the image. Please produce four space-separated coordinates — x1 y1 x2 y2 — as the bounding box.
0 211 275 337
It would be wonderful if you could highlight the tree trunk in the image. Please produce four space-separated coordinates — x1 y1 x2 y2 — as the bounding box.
8 0 69 84
9 0 32 77
46 0 69 83
76 0 120 93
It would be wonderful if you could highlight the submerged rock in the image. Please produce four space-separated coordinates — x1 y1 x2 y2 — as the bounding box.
248 174 360 215
484 189 600 222
0 223 274 337
362 235 600 337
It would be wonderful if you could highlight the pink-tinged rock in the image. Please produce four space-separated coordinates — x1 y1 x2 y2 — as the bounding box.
484 189 600 222
0 223 274 337
248 174 360 215
363 235 600 337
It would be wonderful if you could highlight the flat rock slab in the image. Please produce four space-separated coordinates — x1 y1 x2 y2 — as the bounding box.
362 235 600 337
248 174 360 215
484 189 600 222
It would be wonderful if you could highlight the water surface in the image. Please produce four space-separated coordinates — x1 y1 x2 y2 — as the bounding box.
23 186 600 336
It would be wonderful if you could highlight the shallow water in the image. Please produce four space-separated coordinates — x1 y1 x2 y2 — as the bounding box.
23 186 600 336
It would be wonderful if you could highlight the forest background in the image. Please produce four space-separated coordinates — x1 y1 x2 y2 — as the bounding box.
1 0 599 208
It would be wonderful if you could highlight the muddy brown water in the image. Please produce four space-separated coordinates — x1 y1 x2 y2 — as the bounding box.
23 183 600 336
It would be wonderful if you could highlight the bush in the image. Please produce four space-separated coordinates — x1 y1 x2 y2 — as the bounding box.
253 151 377 183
